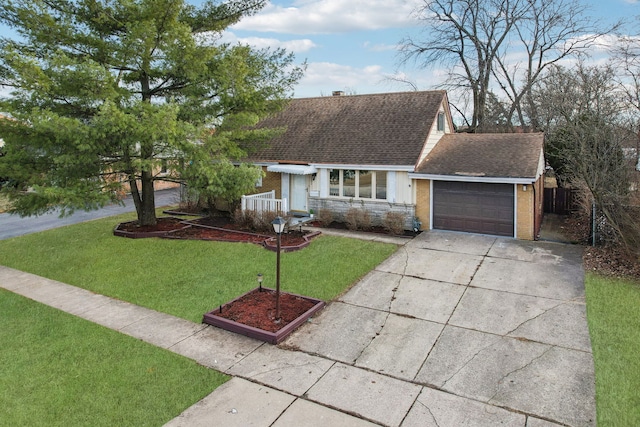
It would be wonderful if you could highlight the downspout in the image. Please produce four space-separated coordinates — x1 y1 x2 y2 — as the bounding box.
532 180 539 240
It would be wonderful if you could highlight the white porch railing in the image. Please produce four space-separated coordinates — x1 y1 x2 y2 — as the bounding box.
241 190 288 214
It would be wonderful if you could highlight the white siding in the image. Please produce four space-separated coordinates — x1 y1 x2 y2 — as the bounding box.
394 172 414 204
416 102 452 166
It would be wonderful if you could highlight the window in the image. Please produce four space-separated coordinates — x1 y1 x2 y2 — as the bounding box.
343 169 356 197
359 171 372 199
328 169 386 200
437 112 445 131
376 171 387 199
329 169 340 196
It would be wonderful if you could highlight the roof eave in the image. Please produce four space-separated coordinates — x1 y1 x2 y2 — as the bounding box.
311 163 414 172
408 173 537 184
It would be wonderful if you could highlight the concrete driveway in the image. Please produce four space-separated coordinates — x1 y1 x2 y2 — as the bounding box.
1 227 595 426
282 231 595 426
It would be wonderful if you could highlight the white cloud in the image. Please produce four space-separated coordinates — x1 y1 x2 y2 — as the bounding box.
232 0 422 35
292 60 452 98
295 61 386 96
363 41 400 52
201 31 316 53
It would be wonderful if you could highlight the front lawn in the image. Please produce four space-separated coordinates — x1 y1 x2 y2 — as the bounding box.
0 213 398 322
585 273 640 426
0 289 227 427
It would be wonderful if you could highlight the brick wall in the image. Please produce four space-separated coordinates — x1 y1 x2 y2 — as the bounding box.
249 168 282 198
414 179 430 231
516 183 534 240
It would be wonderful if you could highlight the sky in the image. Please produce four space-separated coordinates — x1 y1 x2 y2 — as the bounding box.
220 0 640 98
0 0 638 100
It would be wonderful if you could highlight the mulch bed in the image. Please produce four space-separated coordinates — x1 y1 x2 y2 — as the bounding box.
214 288 317 333
115 217 317 249
119 217 186 232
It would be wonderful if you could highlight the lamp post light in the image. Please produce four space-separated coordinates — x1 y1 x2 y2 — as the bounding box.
257 273 263 292
271 216 286 321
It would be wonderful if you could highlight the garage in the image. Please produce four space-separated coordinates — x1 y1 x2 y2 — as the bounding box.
433 181 514 237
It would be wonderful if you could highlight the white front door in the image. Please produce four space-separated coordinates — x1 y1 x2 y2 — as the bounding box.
290 175 308 212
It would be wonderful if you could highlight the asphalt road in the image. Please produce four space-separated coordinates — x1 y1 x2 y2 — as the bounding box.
0 188 181 240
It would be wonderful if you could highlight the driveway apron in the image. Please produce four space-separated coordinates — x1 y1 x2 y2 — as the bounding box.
284 230 595 427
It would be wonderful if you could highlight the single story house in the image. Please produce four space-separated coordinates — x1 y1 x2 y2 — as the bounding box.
245 90 544 239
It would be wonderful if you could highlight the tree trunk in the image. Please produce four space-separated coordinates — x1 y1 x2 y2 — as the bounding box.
128 173 157 227
136 74 157 227
139 169 157 226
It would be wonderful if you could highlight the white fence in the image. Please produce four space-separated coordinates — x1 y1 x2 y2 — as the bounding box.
241 190 288 213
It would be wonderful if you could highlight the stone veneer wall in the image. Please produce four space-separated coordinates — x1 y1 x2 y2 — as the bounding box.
309 197 416 230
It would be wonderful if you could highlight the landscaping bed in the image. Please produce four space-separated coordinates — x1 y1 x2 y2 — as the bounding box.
203 287 325 344
113 216 320 250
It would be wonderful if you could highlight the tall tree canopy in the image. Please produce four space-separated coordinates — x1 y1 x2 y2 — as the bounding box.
0 0 303 225
402 0 613 132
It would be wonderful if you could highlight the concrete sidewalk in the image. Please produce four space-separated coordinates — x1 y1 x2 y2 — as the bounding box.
0 230 595 426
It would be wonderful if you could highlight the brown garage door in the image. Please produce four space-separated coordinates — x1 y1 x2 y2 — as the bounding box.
433 181 514 237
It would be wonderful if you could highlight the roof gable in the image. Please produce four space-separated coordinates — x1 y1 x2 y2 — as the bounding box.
248 91 447 166
415 133 545 179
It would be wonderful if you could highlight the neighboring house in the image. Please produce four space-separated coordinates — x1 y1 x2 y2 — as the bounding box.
246 90 545 240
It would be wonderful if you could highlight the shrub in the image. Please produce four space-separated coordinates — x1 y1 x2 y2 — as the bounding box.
317 208 334 226
359 209 372 231
233 208 256 230
178 187 203 214
254 210 280 233
345 208 372 231
345 208 359 230
383 211 406 235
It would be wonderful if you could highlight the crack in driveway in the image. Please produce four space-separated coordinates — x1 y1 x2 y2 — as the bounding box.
504 300 566 337
486 345 554 405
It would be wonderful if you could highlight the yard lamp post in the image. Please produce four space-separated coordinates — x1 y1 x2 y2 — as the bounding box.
271 216 286 322
257 273 263 292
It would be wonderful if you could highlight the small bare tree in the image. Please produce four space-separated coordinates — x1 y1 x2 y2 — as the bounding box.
535 63 640 255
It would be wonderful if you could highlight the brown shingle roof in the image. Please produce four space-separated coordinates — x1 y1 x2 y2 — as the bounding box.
248 91 446 166
415 133 544 179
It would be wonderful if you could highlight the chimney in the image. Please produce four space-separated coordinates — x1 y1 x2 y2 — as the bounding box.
332 90 345 96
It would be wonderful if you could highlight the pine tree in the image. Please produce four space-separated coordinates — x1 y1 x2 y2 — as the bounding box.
0 0 303 225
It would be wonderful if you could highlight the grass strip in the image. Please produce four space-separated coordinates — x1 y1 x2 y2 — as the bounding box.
585 273 640 426
0 212 398 322
0 289 227 427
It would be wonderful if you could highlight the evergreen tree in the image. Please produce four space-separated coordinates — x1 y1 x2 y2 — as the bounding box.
0 0 303 225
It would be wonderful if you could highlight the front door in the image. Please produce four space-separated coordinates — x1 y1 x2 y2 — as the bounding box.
290 175 308 212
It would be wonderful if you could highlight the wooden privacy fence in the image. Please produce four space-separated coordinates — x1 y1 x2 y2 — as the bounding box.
544 188 578 215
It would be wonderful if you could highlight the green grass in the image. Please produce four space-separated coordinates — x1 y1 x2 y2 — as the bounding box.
0 212 398 322
585 273 640 426
0 288 227 427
